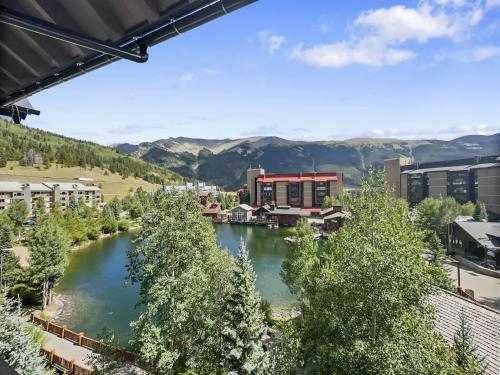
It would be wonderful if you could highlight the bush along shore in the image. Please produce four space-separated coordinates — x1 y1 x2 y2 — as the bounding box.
0 188 152 312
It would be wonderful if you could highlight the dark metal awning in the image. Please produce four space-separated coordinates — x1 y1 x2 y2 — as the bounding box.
0 0 256 121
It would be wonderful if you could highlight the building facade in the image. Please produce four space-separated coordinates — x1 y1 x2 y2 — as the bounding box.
384 155 500 219
0 181 102 213
247 168 343 209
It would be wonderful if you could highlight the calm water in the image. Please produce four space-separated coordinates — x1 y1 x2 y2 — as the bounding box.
55 225 294 344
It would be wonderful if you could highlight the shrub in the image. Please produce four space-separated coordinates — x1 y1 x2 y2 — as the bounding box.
118 220 130 232
87 226 101 240
102 219 118 234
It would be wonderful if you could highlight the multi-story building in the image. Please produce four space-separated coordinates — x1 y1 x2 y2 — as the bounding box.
163 182 219 198
0 181 102 213
384 155 500 219
43 182 101 209
247 167 343 211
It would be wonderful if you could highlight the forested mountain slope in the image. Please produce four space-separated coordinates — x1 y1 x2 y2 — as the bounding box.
116 134 499 189
0 120 182 185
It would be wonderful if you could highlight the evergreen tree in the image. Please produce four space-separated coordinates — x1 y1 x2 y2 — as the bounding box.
452 312 486 375
108 197 122 219
222 240 268 374
0 297 51 375
428 232 454 291
33 197 46 221
0 224 13 249
29 217 69 310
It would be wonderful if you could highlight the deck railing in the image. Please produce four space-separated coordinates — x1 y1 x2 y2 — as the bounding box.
32 313 139 373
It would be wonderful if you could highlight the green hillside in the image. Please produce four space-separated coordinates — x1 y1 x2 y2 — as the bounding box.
0 120 182 185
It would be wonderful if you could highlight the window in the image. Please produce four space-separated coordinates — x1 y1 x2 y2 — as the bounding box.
289 182 301 206
408 174 424 205
448 171 469 204
262 183 273 205
314 181 328 206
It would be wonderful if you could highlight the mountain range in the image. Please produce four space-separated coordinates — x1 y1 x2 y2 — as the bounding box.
115 133 500 190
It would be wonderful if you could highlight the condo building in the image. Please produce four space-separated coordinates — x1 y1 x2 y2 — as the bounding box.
0 181 102 213
384 155 500 219
247 167 343 210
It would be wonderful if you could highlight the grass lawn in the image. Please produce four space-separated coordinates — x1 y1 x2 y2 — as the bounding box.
0 162 159 201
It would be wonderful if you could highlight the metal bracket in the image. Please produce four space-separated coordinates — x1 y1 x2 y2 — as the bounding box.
0 6 148 63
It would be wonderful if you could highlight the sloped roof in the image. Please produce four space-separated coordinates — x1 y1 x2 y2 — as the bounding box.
232 204 252 211
454 221 500 250
429 290 500 375
0 0 255 107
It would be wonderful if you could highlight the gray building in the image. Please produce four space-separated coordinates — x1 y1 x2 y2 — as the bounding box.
384 155 500 219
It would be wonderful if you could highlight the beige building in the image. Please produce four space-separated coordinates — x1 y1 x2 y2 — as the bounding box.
384 155 500 219
0 181 101 214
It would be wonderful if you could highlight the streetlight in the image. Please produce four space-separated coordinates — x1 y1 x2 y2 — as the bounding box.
0 247 14 293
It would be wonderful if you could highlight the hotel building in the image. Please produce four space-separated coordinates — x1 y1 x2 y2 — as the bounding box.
0 181 102 213
384 154 500 219
247 167 343 210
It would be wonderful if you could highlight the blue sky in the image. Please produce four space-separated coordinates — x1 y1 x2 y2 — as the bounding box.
25 0 500 144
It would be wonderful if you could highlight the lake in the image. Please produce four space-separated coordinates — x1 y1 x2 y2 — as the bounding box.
55 224 294 345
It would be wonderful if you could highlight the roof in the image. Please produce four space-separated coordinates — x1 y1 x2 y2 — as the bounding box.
266 207 311 217
26 183 51 192
319 206 342 217
324 211 351 221
257 172 338 183
205 202 221 214
232 204 253 212
43 182 100 191
454 220 500 250
0 0 255 108
0 181 25 192
429 290 500 375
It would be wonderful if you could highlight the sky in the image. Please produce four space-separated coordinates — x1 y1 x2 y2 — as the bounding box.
23 0 500 145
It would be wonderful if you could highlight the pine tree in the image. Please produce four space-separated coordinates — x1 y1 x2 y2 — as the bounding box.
0 224 13 249
222 240 268 374
0 297 51 374
68 194 79 214
452 312 486 374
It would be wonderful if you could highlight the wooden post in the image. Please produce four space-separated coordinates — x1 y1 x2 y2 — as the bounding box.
78 332 84 346
61 325 66 338
49 350 55 364
70 359 75 374
46 320 51 332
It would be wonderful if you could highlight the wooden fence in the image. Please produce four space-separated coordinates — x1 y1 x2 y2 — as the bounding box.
32 313 138 373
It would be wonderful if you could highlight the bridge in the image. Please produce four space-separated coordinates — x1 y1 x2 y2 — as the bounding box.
31 314 145 374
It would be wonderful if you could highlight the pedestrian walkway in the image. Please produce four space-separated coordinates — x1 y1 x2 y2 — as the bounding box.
446 260 500 310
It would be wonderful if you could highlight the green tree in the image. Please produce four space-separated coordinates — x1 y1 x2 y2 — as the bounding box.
221 240 268 374
29 217 69 310
6 200 29 233
0 297 52 374
127 191 233 374
452 312 486 375
100 208 118 234
108 197 122 219
220 193 236 210
0 224 13 249
321 195 334 209
32 197 46 221
474 201 488 222
68 194 80 214
427 232 454 291
284 172 456 374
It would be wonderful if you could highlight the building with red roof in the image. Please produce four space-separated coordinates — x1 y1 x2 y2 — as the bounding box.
247 167 343 210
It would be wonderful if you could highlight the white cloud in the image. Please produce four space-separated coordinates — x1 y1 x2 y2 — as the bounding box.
320 24 329 33
471 45 500 61
291 2 490 68
175 72 197 89
357 124 497 140
202 68 222 76
486 0 500 9
291 41 416 68
259 31 286 54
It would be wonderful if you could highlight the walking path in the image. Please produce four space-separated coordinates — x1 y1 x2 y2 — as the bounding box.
445 260 500 310
39 324 145 374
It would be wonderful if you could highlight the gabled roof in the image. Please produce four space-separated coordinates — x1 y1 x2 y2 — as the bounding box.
429 290 500 375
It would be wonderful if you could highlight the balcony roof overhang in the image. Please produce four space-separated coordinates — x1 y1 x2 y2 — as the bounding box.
0 0 256 122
